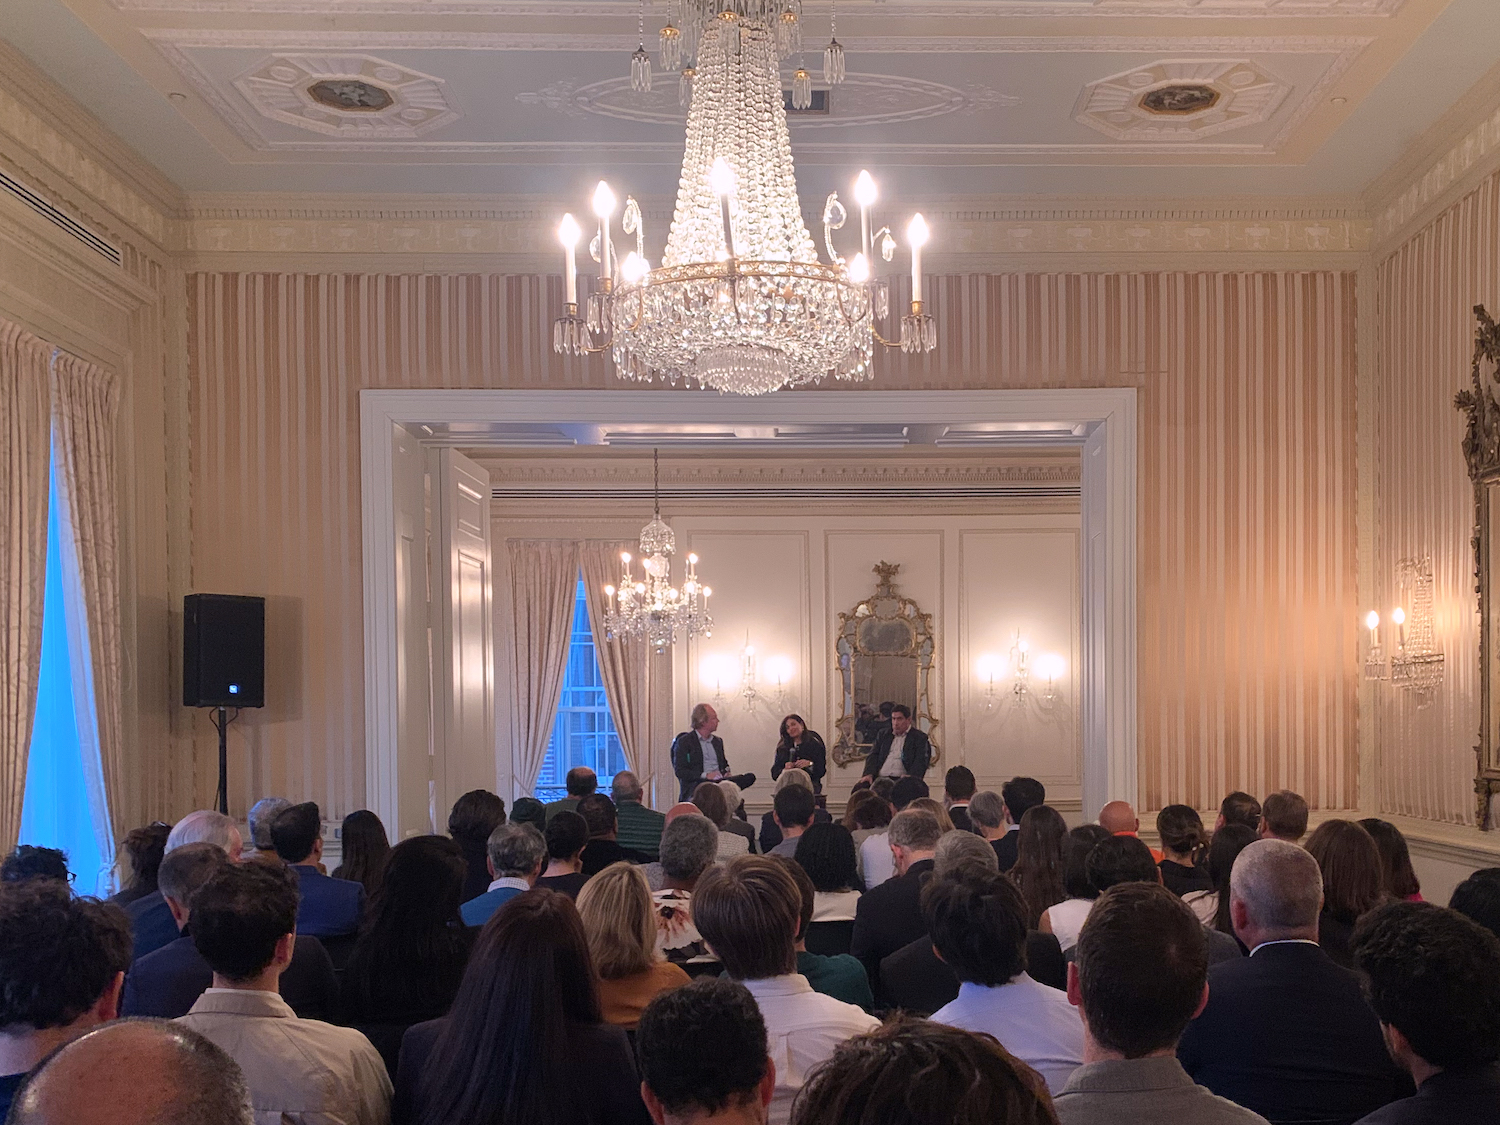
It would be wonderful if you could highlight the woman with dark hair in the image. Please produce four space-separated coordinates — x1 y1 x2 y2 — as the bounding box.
343 836 473 1055
1184 823 1256 935
110 821 171 906
537 810 590 898
1038 824 1111 951
794 823 862 922
447 789 507 903
394 888 650 1125
1155 804 1212 897
332 810 391 898
771 714 827 793
1010 805 1069 930
1306 818 1389 967
1359 817 1422 901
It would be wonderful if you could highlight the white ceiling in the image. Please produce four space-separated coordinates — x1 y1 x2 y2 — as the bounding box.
4 0 1499 199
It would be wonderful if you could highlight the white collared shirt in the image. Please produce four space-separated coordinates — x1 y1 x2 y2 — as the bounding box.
740 974 881 1125
699 733 721 775
931 975 1085 1095
881 733 908 777
486 876 531 894
1249 938 1321 956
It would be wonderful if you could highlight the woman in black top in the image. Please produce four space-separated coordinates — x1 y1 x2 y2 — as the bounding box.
331 810 390 898
1156 804 1213 897
771 715 827 793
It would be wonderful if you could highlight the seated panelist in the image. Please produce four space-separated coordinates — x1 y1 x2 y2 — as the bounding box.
860 703 932 782
771 714 827 794
671 703 756 802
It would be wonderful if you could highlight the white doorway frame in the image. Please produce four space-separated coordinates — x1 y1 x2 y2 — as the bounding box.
360 388 1137 833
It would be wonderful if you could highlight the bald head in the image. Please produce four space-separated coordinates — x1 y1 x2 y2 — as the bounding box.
1229 838 1324 946
1098 801 1139 835
665 802 703 826
11 1018 252 1125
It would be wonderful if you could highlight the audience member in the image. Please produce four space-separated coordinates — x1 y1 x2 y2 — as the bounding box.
537 810 591 898
1040 824 1111 952
851 808 943 993
760 768 828 854
1349 902 1500 1124
636 979 775 1125
395 889 649 1125
927 866 1084 1094
695 782 750 859
943 766 977 833
0 845 69 884
1011 805 1069 930
1448 866 1500 937
1184 824 1257 932
693 856 879 1125
122 843 338 1021
794 822 862 923
1358 819 1421 902
0 880 131 1119
1086 835 1242 965
653 812 718 966
1258 791 1308 843
8 1019 254 1125
905 796 955 834
128 810 243 961
342 836 473 1053
1099 801 1163 861
767 785 816 859
613 771 666 861
178 862 391 1124
330 810 390 898
787 1016 1058 1125
270 801 365 938
856 795 900 891
996 777 1047 871
1304 819 1387 968
777 858 874 1011
508 795 547 835
843 789 890 887
580 793 652 875
891 776 930 810
1217 791 1262 833
547 766 599 821
110 821 170 907
246 796 291 859
1157 804 1212 896
1055 882 1267 1124
447 789 508 904
1177 840 1409 1125
717 780 760 853
459 822 545 927
578 863 690 1029
968 790 1010 865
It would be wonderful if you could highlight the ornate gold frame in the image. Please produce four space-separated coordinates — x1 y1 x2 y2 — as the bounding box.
830 562 941 768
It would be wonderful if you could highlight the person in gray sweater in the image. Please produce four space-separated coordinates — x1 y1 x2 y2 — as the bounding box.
1053 882 1269 1125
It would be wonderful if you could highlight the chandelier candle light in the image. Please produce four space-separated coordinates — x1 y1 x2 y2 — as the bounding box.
552 0 936 395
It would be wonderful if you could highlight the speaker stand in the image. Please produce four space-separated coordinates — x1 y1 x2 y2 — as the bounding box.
209 706 239 815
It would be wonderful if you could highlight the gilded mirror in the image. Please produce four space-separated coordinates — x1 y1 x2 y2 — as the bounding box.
832 562 940 767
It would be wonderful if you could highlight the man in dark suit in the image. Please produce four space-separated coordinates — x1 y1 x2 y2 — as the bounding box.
1177 839 1410 1125
860 704 932 783
270 801 365 939
850 807 942 995
671 703 755 801
943 766 976 833
577 794 652 876
121 843 338 1021
993 777 1046 871
1348 901 1500 1125
127 809 245 962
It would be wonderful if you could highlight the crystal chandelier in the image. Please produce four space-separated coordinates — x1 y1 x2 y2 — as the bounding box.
552 0 936 396
603 450 714 652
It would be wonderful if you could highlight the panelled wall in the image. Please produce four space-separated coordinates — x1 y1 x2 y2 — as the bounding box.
1373 168 1500 825
188 268 1358 819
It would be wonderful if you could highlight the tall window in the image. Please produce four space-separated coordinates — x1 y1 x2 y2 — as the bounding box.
533 576 626 804
20 461 106 894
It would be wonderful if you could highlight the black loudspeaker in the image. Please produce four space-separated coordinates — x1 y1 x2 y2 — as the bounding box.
183 594 266 708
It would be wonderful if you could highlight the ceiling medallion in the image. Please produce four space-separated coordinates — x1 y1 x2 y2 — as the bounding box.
233 54 460 139
549 0 937 396
307 79 394 112
1075 59 1289 142
1139 84 1219 116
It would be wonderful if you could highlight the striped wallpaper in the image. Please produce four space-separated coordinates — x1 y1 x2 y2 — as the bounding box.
1374 169 1500 825
187 269 1358 819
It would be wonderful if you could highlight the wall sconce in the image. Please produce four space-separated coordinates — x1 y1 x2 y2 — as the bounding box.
740 638 759 712
700 654 736 712
1009 631 1031 704
1363 610 1388 680
1389 558 1443 704
1038 653 1066 704
764 655 794 712
976 653 1003 711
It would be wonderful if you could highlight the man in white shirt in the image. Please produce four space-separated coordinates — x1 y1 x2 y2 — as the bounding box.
860 705 932 783
176 862 392 1125
693 856 879 1125
928 867 1084 1094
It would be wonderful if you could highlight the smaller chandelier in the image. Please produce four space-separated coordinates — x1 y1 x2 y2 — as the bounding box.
604 451 714 653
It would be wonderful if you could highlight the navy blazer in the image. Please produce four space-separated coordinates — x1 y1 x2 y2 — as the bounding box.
878 930 1067 1015
126 891 181 962
1177 941 1411 1125
1355 1063 1500 1125
992 829 1020 872
850 858 935 995
121 932 339 1021
290 864 365 938
671 731 732 801
860 727 932 781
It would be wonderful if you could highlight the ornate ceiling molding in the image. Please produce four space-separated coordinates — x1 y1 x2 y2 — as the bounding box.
113 0 1407 14
233 55 462 140
1373 103 1500 250
1075 59 1291 143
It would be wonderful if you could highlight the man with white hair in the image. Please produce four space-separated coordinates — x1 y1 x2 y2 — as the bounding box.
128 811 245 962
611 771 665 861
245 798 290 858
1177 840 1410 1125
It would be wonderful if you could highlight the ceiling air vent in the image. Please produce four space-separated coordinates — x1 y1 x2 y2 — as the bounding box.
0 168 122 267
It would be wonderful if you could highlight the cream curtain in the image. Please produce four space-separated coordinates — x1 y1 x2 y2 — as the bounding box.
0 322 53 852
579 541 650 775
509 540 581 793
49 352 124 878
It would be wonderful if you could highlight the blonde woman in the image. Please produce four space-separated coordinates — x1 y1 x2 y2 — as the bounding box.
906 797 955 835
576 862 690 1029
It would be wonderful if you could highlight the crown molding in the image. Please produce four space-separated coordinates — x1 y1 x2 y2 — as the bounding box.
111 0 1406 14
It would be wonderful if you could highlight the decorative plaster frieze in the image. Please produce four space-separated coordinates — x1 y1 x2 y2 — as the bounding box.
1374 104 1500 249
480 460 1083 488
1075 59 1290 143
114 0 1407 15
234 55 462 141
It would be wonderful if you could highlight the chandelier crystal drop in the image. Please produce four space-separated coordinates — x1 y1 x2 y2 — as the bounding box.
603 451 714 653
551 0 936 395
